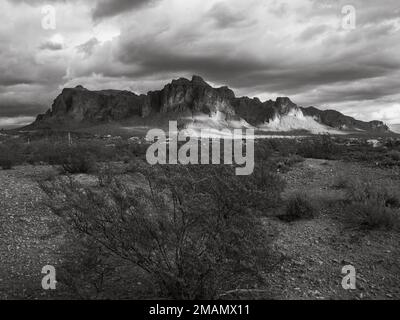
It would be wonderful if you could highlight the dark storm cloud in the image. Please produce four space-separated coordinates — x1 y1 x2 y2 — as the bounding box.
2 0 400 126
109 21 399 100
92 0 156 20
116 43 265 79
221 63 400 103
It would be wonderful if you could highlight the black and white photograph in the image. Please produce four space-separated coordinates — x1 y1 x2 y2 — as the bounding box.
0 0 400 306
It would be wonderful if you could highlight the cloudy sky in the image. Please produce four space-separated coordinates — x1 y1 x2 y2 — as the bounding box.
1 0 400 128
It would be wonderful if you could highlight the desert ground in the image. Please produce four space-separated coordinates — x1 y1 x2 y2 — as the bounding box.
0 131 399 300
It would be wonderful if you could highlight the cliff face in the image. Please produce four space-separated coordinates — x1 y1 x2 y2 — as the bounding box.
35 85 149 124
151 76 236 116
32 75 390 133
301 107 389 133
34 76 237 125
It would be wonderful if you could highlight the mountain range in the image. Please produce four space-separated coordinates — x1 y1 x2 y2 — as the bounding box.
29 75 390 135
389 124 400 134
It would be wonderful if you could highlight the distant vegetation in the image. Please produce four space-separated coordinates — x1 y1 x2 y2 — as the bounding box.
1 130 400 171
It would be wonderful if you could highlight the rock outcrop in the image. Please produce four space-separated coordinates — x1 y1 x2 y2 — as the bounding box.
31 75 390 133
301 106 389 133
35 85 149 124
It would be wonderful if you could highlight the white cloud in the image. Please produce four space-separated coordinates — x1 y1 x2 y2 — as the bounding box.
0 116 35 129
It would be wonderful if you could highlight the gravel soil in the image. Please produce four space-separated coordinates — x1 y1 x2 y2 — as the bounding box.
261 159 400 300
0 160 399 299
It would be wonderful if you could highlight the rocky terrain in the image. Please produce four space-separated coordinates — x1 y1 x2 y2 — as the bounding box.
29 76 389 134
1 159 399 299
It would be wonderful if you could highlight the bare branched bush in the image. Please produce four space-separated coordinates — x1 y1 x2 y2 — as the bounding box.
40 162 283 299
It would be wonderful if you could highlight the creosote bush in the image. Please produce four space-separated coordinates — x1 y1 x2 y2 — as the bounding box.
40 162 283 299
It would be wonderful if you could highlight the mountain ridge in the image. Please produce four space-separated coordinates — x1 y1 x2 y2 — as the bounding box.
29 75 390 134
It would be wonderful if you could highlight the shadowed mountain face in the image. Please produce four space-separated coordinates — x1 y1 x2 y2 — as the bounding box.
30 76 389 133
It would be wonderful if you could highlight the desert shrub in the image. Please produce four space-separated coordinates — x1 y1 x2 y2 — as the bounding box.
333 174 352 189
41 163 282 299
385 194 400 209
34 168 60 183
340 141 400 167
254 142 273 161
23 139 115 166
275 155 305 173
56 234 122 299
279 194 317 222
268 139 298 157
0 143 20 169
61 151 96 174
127 142 149 158
384 139 400 149
23 140 65 165
297 135 341 160
0 158 13 170
344 179 400 230
345 179 400 205
285 154 304 166
388 150 400 161
345 202 400 231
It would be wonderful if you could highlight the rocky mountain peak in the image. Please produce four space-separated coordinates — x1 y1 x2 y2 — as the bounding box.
275 97 298 114
74 85 88 90
191 75 209 86
30 76 390 134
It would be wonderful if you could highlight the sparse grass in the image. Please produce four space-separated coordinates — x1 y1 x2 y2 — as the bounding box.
343 178 400 231
275 155 304 173
34 168 60 183
279 194 318 222
345 202 400 231
333 174 352 189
